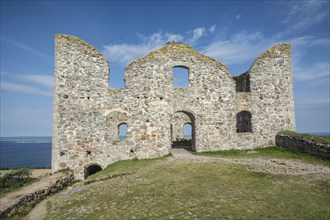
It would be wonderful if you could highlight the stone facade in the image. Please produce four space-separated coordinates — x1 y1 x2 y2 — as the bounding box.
52 34 295 179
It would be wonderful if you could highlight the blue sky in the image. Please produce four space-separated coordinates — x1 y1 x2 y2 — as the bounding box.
1 0 329 136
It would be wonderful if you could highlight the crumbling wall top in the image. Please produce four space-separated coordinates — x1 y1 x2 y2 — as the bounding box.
55 34 109 66
257 43 291 60
126 42 230 77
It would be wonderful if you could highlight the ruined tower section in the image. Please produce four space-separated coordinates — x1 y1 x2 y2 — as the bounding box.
52 35 110 177
249 44 295 146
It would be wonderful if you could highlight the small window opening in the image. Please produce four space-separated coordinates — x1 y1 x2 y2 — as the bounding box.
118 123 127 140
173 66 189 88
233 72 250 92
109 67 125 89
183 123 192 139
236 111 252 132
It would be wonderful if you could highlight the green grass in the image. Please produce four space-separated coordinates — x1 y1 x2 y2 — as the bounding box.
46 156 330 220
194 146 330 165
85 155 171 182
279 130 330 145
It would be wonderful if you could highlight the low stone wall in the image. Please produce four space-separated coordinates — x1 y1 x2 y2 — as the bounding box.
275 134 330 159
0 172 74 218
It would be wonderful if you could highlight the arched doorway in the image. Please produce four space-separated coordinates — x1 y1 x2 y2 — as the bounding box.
171 111 195 151
84 164 102 178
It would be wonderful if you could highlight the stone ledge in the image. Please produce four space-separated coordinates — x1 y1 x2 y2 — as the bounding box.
275 134 330 159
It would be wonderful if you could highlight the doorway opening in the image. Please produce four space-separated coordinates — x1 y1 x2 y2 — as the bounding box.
171 111 195 151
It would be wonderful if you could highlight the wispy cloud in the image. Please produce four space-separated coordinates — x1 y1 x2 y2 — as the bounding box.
103 25 328 83
103 31 183 66
282 0 328 30
187 27 206 45
235 14 241 20
1 36 52 62
103 26 216 66
1 73 53 96
202 31 270 65
1 82 52 96
17 74 54 87
209 25 216 33
294 62 329 81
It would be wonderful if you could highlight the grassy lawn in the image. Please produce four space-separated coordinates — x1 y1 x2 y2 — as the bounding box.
46 154 330 220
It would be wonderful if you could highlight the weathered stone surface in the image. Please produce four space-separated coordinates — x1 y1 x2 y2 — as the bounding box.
276 134 330 159
52 34 295 179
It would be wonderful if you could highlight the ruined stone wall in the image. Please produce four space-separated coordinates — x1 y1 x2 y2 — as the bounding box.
52 35 295 179
276 134 330 159
249 44 296 146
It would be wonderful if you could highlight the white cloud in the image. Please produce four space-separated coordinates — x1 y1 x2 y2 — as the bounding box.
103 27 213 66
294 62 330 81
235 14 241 19
209 25 216 33
1 37 52 62
188 27 206 44
282 0 328 30
18 74 54 88
202 31 270 65
103 32 184 66
0 82 52 96
102 26 329 78
202 31 329 68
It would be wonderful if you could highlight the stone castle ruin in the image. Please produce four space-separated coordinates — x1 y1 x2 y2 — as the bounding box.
52 34 295 179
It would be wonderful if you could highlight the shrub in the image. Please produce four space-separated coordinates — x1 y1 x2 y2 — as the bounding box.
0 168 35 193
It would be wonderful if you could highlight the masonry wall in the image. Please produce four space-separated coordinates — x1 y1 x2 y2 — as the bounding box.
276 134 330 159
249 44 296 146
52 34 295 179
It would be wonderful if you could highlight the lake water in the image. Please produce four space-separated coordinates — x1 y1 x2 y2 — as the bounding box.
0 132 329 169
0 136 51 169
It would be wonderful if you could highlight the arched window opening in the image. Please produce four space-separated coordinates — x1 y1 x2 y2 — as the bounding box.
85 164 102 178
183 123 192 139
118 123 127 140
236 111 252 132
173 66 189 88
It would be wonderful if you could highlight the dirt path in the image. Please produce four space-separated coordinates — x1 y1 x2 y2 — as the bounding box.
23 199 48 220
